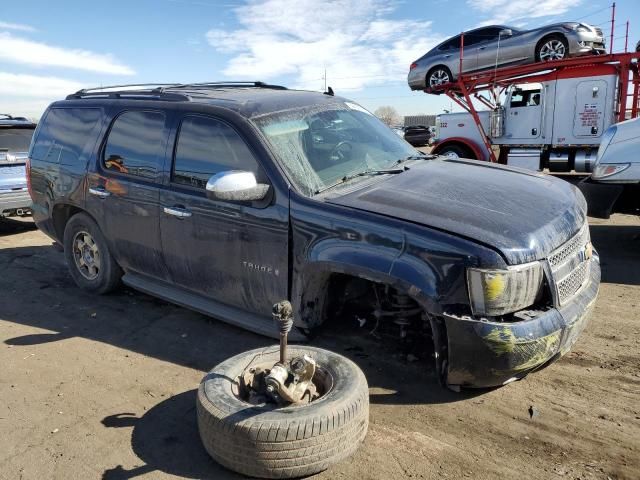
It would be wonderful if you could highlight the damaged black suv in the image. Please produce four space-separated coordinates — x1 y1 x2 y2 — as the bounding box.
28 82 600 388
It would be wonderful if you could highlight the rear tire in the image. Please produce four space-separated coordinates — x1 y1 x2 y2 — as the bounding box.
197 346 369 478
63 212 122 294
536 35 569 62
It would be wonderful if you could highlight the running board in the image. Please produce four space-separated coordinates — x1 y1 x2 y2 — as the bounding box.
122 272 306 341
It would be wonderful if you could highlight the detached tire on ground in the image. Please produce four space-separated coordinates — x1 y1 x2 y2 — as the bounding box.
197 346 369 479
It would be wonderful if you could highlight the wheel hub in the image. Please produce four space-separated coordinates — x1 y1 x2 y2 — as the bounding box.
72 231 101 280
236 301 327 406
540 40 566 60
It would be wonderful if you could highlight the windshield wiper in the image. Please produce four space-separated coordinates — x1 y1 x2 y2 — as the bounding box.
314 167 406 195
394 153 437 165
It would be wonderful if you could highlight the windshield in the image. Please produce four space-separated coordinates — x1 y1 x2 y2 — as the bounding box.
0 128 35 152
253 102 418 196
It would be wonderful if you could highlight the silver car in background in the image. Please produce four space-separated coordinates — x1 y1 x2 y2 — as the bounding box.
0 115 36 218
591 117 640 183
408 23 606 92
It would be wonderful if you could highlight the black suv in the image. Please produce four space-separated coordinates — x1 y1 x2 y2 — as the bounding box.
28 82 600 388
1 114 36 217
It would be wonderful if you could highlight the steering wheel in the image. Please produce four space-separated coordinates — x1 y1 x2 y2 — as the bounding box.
328 141 353 163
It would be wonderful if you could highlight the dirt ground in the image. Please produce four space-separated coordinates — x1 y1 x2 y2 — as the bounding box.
0 213 638 480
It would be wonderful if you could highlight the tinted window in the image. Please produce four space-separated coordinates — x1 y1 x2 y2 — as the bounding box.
474 27 501 43
173 116 259 189
463 33 482 46
439 36 460 51
0 128 34 152
30 108 101 164
104 111 166 178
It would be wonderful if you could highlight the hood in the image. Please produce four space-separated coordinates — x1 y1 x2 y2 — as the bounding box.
325 159 587 265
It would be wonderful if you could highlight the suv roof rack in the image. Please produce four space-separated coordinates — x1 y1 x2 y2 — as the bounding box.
66 81 288 101
66 83 189 101
165 81 288 91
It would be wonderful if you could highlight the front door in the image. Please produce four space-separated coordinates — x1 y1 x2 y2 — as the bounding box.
505 86 543 141
159 114 289 317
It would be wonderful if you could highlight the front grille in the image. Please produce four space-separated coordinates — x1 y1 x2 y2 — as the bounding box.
556 260 589 301
548 225 591 305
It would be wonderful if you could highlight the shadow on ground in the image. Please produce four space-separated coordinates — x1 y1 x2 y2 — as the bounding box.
101 390 241 480
0 217 37 237
589 223 640 286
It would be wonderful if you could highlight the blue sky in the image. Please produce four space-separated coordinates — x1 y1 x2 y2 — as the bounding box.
1 0 638 119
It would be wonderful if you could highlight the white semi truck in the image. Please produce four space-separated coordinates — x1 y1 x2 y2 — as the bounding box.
431 61 637 173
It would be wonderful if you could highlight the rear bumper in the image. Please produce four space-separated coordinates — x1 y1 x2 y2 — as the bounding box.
0 188 32 215
444 254 600 388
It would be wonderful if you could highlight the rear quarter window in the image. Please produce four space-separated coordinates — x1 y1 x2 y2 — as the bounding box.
30 107 102 165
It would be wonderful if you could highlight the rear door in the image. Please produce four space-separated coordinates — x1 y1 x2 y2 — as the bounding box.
85 109 170 280
159 113 289 316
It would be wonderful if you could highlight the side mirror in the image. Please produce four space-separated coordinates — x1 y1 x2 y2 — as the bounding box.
205 170 270 202
500 29 513 37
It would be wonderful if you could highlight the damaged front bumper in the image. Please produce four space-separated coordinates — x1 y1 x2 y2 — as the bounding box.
443 255 600 388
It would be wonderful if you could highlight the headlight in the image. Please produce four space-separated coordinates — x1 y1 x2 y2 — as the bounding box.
592 163 630 179
576 24 591 32
467 262 543 316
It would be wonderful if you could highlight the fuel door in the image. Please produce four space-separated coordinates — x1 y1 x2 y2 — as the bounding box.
573 80 607 138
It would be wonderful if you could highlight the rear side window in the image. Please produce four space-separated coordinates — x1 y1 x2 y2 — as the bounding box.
30 108 101 164
103 111 166 178
0 128 35 152
172 115 259 189
439 36 460 51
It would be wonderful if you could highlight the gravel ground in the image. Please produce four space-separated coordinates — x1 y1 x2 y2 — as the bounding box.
0 214 638 480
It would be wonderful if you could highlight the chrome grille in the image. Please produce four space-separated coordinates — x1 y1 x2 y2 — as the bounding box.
556 260 589 301
548 225 591 305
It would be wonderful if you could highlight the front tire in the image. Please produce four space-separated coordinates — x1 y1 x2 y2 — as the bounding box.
536 35 569 62
197 346 369 478
63 212 122 294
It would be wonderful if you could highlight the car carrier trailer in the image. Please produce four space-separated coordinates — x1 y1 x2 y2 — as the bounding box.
426 51 640 173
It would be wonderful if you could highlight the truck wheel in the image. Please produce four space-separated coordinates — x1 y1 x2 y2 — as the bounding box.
427 66 452 93
63 212 122 294
536 35 568 61
197 346 369 479
438 144 472 159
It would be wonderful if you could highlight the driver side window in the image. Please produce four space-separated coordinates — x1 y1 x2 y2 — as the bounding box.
172 115 260 189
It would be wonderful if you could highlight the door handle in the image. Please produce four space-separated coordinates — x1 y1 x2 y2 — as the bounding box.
479 46 486 50
163 206 192 218
444 54 452 58
89 187 111 198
